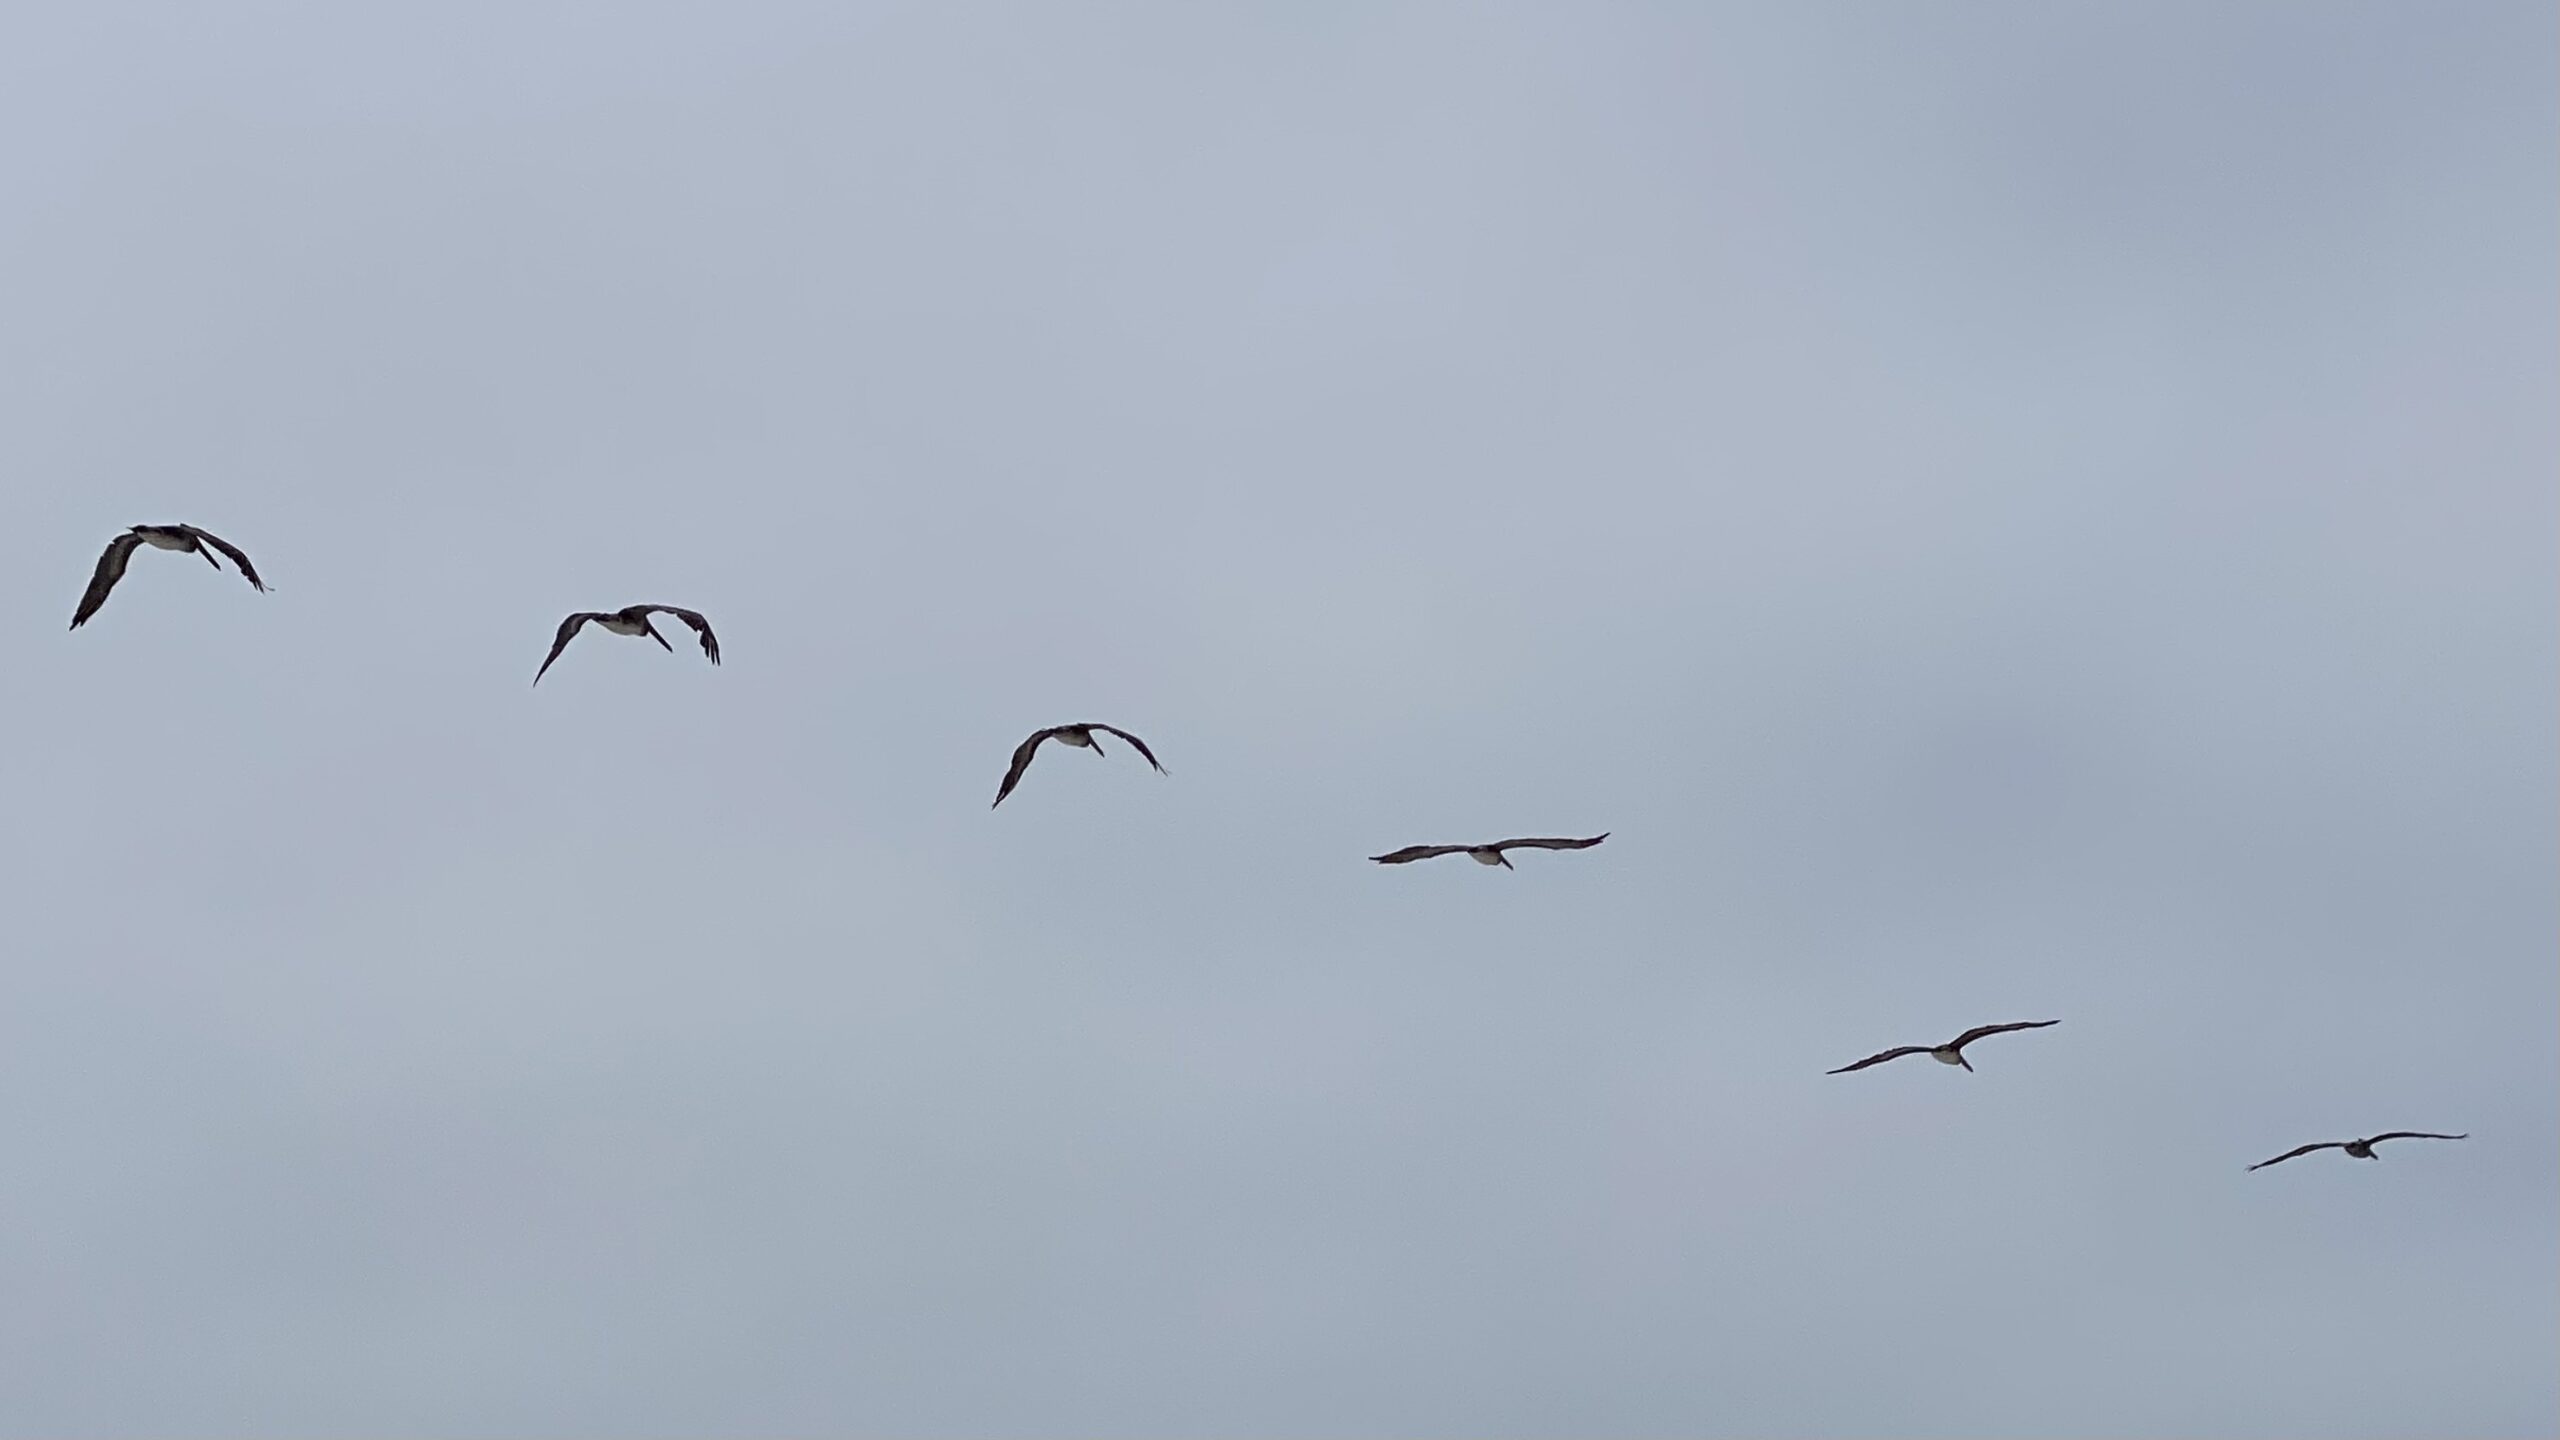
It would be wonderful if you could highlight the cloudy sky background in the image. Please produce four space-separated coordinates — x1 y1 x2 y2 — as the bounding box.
2 3 2552 1435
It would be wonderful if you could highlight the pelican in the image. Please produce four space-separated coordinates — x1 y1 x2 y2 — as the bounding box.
2247 1131 2467 1171
533 605 721 685
1368 834 1608 868
1827 1019 2058 1074
69 524 267 629
992 723 1167 807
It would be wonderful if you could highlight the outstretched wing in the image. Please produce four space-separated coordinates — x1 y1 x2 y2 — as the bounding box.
178 525 266 591
639 605 720 665
1491 833 1609 853
1951 1019 2060 1049
1369 844 1469 865
2365 1131 2467 1147
532 613 603 686
2248 1141 2344 1171
69 532 144 630
1089 723 1165 773
992 728 1061 808
1827 1045 1931 1075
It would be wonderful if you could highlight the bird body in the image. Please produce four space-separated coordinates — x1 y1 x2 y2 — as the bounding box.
69 523 267 629
992 723 1166 807
1827 1020 2058 1075
2247 1132 2467 1171
1370 834 1609 868
533 604 721 684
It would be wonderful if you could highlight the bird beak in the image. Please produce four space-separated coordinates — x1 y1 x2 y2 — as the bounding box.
645 622 674 653
1958 1056 1973 1071
1497 854 1514 869
197 547 220 569
1089 736 1108 757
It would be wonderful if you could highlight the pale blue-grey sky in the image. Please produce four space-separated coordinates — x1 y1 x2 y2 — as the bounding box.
1 4 2552 1436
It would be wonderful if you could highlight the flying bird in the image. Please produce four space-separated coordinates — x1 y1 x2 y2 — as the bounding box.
1827 1020 2058 1074
1368 834 1609 868
992 723 1166 807
2247 1131 2468 1171
69 524 267 629
533 605 721 685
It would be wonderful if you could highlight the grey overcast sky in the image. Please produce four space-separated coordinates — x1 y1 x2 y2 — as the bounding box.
1 3 2552 1436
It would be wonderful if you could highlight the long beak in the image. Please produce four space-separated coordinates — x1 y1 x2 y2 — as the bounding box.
643 621 674 653
1497 853 1514 869
1958 1055 1973 1071
196 546 220 569
1089 735 1108 757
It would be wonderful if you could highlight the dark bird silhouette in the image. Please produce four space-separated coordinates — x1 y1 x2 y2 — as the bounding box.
1369 834 1609 869
2247 1131 2468 1171
533 605 721 685
992 723 1167 807
70 524 266 629
1827 1020 2058 1074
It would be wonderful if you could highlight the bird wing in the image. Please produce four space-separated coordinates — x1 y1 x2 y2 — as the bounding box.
1369 844 1469 864
178 526 266 591
2247 1142 2345 1171
532 613 603 686
1827 1045 1931 1075
2364 1131 2467 1146
638 605 720 664
992 728 1061 808
1950 1019 2060 1049
69 532 144 629
1089 723 1165 773
1491 833 1609 853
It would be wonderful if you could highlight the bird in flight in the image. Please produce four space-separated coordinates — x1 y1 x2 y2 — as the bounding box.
2247 1131 2467 1171
533 605 722 685
70 524 267 629
992 723 1167 807
1827 1019 2058 1074
1368 834 1609 868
